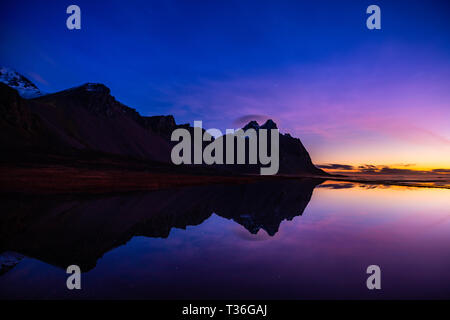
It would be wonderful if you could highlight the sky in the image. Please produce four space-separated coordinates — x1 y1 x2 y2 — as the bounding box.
1 0 449 171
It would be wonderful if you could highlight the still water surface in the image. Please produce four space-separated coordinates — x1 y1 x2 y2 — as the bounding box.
1 180 449 299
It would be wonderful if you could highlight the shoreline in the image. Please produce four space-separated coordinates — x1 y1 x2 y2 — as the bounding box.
1 165 449 195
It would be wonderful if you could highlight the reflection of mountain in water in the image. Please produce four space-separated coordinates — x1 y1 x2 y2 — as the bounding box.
0 179 322 271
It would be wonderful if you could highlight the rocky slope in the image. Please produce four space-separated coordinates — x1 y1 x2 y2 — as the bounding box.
31 83 172 163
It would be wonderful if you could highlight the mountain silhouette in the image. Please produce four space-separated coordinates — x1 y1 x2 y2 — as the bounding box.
0 70 327 177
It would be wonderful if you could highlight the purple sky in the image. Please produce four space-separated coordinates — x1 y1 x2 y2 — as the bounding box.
1 0 449 170
157 43 450 169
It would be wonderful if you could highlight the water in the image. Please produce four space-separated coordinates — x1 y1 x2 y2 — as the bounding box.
1 180 449 299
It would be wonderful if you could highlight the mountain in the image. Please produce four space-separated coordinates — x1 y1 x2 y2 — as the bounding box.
30 83 173 162
210 119 327 176
244 118 325 175
0 67 44 98
276 124 326 175
0 69 327 176
0 83 64 153
0 82 173 164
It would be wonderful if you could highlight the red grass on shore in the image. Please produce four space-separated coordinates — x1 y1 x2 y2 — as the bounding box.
0 166 265 194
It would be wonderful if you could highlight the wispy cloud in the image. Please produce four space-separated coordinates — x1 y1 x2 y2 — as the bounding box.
27 72 49 86
432 169 450 174
319 163 450 175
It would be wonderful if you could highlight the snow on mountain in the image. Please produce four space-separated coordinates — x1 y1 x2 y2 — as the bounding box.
0 66 44 98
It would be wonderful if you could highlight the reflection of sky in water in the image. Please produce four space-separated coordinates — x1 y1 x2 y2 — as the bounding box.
1 184 449 299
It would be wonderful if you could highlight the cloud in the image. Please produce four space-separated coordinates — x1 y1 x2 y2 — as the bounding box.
432 169 450 174
392 163 416 167
358 164 378 173
316 183 356 189
356 165 423 175
27 72 49 86
317 163 354 170
320 164 450 176
377 167 419 175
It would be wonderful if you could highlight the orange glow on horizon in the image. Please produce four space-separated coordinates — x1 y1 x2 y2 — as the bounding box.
316 163 450 175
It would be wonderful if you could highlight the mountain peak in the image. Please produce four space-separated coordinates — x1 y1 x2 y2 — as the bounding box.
0 66 44 99
242 119 278 131
242 120 260 131
260 119 278 130
79 83 111 94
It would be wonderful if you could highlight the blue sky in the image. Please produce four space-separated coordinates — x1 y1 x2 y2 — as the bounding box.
1 0 450 168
